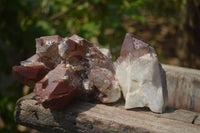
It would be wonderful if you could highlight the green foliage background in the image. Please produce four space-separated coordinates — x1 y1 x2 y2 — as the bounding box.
0 0 184 132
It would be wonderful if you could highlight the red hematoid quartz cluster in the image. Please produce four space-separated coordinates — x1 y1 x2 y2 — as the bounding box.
13 35 121 109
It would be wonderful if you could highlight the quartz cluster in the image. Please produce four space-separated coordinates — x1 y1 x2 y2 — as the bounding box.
13 35 121 109
13 33 168 113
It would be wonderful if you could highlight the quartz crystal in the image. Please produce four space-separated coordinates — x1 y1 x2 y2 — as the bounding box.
115 33 168 113
34 64 82 109
12 54 50 88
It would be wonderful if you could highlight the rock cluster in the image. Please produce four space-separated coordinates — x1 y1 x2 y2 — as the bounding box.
13 33 168 113
13 35 121 109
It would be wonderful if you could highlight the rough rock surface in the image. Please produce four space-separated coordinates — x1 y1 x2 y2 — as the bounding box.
116 33 168 113
13 34 121 109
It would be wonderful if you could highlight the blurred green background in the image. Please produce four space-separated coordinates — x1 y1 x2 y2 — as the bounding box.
0 0 200 132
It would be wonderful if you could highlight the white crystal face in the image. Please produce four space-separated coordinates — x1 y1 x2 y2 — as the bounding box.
116 51 167 113
58 41 68 58
99 48 112 59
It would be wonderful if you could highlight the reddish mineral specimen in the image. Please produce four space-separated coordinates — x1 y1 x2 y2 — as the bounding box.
13 33 168 113
13 34 121 109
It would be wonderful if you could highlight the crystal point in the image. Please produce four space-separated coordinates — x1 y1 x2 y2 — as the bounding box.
116 33 168 113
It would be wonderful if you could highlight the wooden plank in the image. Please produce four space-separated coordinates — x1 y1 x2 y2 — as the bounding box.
163 64 200 112
15 93 200 133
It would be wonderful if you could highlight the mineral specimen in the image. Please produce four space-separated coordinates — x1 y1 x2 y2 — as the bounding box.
115 33 168 113
13 34 121 109
13 33 167 113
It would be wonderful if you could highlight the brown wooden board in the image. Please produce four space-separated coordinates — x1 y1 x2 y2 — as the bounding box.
15 93 200 133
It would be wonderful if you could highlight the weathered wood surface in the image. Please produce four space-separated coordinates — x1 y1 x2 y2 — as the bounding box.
15 93 200 133
163 64 200 112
